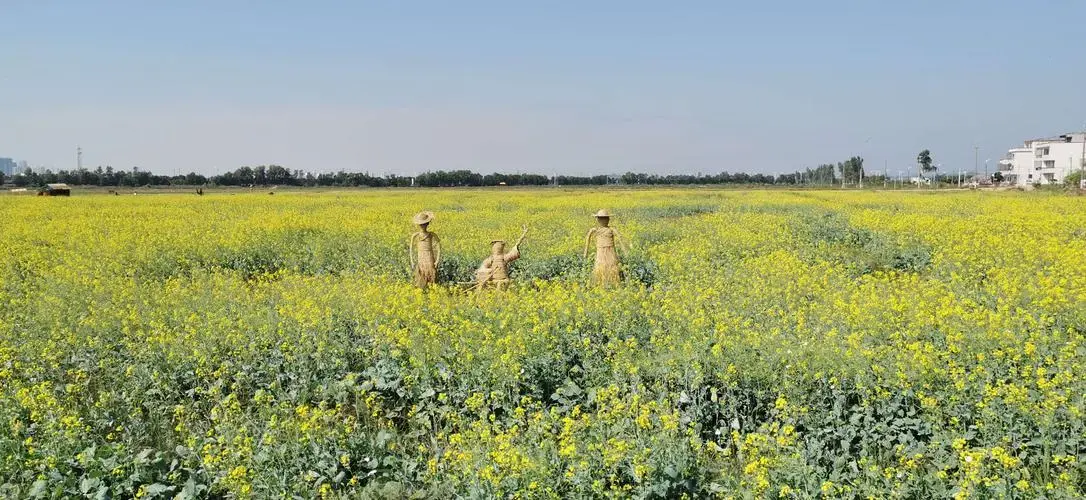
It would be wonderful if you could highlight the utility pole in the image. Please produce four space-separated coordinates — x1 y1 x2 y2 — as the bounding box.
77 146 82 171
1081 124 1086 189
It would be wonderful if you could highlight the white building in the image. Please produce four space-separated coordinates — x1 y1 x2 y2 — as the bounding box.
999 132 1086 186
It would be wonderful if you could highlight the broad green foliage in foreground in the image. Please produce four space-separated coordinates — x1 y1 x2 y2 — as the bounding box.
1 189 1084 498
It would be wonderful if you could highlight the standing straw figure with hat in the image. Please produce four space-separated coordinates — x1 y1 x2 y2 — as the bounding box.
409 211 441 289
583 209 627 287
473 226 529 292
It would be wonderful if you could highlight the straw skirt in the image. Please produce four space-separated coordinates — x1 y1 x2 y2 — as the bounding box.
414 235 437 288
591 245 621 286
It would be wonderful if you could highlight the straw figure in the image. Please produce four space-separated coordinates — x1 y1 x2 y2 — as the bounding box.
583 209 627 287
408 211 441 289
474 226 529 292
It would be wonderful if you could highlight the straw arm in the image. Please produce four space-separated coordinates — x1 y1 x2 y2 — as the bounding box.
613 228 629 254
472 265 497 291
513 226 529 249
433 233 442 266
408 232 419 269
583 228 596 259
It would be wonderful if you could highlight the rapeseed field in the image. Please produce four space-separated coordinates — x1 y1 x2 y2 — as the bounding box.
1 188 1083 498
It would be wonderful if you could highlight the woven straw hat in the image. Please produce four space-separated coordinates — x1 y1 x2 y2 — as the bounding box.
593 209 613 218
412 211 434 225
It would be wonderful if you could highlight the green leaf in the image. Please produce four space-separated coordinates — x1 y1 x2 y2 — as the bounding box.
80 477 102 494
178 478 197 500
28 479 48 498
145 483 172 496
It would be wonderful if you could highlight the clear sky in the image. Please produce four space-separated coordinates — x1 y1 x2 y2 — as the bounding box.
3 1 1085 177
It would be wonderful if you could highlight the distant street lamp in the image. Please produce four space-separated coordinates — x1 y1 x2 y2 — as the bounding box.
859 137 871 189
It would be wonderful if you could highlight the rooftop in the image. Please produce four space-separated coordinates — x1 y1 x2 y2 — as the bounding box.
1026 132 1085 146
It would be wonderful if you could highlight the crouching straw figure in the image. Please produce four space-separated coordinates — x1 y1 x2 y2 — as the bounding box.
474 227 528 292
584 209 626 287
409 211 441 288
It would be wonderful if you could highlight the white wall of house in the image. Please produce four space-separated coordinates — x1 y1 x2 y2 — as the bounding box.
999 148 1033 186
1001 133 1085 186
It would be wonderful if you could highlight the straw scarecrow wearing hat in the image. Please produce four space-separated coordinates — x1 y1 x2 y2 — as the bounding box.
409 211 441 288
473 226 529 292
583 209 626 287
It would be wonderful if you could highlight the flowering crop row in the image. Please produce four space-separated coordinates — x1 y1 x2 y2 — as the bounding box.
0 189 1083 498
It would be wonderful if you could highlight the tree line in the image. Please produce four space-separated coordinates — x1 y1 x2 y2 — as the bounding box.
5 160 877 188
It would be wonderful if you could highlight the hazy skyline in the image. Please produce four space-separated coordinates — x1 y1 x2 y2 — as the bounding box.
3 1 1085 177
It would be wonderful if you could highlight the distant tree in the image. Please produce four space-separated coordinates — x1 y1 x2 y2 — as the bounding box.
801 164 838 185
836 156 865 184
266 165 291 185
917 150 935 177
775 173 798 184
992 171 1005 183
184 172 208 185
254 166 268 186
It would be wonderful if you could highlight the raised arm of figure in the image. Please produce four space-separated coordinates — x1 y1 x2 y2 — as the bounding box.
583 227 597 259
513 226 529 250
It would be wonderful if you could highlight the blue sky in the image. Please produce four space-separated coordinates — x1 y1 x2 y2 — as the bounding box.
3 1 1084 177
